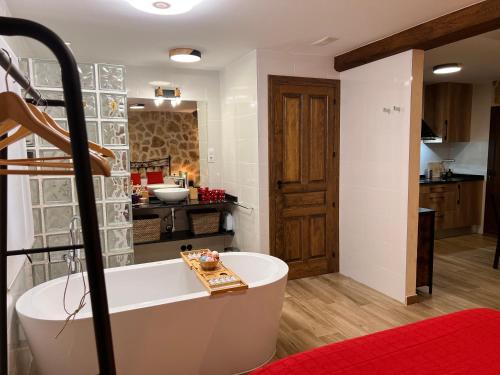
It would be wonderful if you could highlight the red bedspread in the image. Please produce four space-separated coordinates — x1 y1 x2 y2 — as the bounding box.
252 308 500 375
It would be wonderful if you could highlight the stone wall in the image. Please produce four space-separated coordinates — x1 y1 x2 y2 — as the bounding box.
128 111 200 184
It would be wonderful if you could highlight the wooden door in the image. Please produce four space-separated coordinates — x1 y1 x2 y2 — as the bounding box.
484 107 500 234
269 76 339 279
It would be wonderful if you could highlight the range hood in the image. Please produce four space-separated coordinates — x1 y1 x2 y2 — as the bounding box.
421 119 442 143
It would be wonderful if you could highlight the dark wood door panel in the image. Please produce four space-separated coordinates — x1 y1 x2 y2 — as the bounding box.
282 94 303 184
309 215 327 258
269 75 339 279
283 191 326 208
282 218 302 262
309 95 328 183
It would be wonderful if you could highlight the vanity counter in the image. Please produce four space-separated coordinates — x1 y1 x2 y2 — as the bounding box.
132 198 235 212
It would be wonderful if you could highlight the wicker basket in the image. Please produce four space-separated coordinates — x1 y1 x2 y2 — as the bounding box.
133 214 161 244
188 210 221 235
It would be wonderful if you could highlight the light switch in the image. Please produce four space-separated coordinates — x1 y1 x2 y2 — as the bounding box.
208 148 216 163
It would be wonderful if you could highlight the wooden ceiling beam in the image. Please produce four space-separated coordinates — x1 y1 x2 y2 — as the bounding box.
334 0 500 72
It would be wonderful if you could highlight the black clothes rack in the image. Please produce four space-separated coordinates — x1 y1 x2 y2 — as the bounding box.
0 17 116 374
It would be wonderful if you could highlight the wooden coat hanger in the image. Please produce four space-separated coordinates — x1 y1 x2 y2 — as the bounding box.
40 111 115 159
0 91 111 176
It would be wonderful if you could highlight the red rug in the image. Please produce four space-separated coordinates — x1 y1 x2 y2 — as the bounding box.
252 308 500 374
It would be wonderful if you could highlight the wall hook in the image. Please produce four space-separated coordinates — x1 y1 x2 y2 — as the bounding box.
382 107 391 114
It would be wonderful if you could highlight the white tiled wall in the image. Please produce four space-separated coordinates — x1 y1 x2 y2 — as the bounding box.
339 50 416 303
220 51 260 252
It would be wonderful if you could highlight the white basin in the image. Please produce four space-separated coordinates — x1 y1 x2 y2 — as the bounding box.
155 188 189 203
147 183 179 194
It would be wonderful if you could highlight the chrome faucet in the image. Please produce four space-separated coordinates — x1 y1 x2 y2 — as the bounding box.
66 215 81 274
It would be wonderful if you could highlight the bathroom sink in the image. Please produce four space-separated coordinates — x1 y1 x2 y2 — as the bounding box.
147 183 179 194
155 188 189 203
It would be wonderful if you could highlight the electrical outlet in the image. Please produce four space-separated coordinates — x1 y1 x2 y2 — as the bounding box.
208 148 216 163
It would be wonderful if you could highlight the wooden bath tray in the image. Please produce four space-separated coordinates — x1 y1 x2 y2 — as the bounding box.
180 250 248 295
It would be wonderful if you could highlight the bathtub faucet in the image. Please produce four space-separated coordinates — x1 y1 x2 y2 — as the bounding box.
66 215 81 274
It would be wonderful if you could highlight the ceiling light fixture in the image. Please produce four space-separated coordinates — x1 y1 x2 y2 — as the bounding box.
433 63 462 75
169 48 202 63
129 103 145 109
125 0 204 15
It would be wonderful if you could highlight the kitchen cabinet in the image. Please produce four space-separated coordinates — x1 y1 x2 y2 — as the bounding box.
424 83 472 142
419 180 483 233
455 181 483 228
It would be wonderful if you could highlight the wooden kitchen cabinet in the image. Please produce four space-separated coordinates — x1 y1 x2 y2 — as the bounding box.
424 83 472 142
419 180 483 234
455 181 483 228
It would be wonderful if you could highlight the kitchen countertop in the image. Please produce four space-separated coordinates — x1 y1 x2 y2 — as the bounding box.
419 174 484 185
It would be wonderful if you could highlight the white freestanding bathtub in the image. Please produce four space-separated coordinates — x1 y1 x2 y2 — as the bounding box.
16 252 288 375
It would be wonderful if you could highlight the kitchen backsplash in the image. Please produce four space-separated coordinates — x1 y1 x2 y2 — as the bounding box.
19 59 133 284
420 141 489 176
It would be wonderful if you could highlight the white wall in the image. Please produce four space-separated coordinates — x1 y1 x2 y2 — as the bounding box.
339 50 418 303
219 51 260 252
255 49 339 254
126 65 223 188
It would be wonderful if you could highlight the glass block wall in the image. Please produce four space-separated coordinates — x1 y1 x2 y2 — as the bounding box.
19 59 133 284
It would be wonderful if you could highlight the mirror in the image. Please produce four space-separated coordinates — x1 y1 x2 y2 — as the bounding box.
127 98 207 188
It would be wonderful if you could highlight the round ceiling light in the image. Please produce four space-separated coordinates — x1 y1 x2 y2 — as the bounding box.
125 0 204 15
433 63 462 75
169 48 202 63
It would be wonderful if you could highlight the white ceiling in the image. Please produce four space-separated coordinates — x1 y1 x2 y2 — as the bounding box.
6 0 481 70
424 30 500 84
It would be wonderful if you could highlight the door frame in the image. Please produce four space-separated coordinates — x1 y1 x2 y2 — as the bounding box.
268 75 340 273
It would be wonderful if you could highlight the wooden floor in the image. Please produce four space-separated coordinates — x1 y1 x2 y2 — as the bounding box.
275 234 500 359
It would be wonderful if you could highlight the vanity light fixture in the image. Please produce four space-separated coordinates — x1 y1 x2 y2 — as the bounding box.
125 0 204 15
154 98 165 107
129 103 145 109
169 48 202 63
433 63 462 75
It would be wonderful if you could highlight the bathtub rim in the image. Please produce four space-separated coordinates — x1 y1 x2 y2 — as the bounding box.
16 252 288 322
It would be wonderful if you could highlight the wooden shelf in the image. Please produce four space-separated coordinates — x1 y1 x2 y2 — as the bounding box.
134 230 234 246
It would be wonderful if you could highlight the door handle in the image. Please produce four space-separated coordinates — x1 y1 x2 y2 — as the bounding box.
277 180 283 189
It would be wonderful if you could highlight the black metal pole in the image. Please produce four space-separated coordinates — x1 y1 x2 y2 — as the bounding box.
0 140 7 375
0 48 44 105
0 17 116 374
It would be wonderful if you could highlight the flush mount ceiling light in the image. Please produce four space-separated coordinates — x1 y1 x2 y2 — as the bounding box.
169 48 202 63
433 63 462 75
125 0 204 15
129 103 145 109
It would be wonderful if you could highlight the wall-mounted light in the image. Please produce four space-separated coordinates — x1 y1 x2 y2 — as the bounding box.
433 63 462 75
169 48 202 63
125 0 205 15
129 103 145 110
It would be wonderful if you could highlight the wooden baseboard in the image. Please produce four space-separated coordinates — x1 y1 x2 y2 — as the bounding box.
436 226 476 239
406 294 420 305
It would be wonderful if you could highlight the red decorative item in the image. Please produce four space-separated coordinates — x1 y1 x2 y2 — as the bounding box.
146 171 164 184
131 173 141 186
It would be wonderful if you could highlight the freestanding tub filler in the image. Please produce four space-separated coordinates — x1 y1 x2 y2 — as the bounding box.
16 252 288 375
